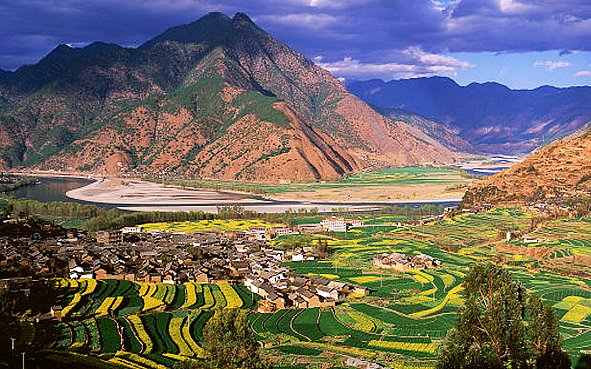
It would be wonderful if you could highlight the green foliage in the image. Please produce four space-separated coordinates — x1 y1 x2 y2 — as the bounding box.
199 309 272 369
279 234 313 249
436 263 570 369
458 169 487 180
0 177 38 193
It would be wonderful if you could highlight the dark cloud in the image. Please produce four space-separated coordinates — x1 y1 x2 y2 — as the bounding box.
0 0 590 71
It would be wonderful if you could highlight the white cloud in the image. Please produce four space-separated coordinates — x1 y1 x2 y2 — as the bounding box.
279 0 367 9
499 0 536 14
533 60 571 71
316 49 475 80
257 13 338 29
404 47 475 69
574 70 591 78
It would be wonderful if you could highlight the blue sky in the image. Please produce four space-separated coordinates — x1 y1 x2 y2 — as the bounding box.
1 0 591 89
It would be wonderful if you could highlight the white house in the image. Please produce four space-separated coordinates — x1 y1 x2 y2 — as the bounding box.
321 217 347 232
269 273 285 284
292 253 305 262
316 285 339 300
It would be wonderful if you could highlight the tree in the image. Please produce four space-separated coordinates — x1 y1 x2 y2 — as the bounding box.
175 309 272 369
525 295 571 369
436 263 570 369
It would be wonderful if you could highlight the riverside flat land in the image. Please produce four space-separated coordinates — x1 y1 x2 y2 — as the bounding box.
25 207 591 368
66 167 472 212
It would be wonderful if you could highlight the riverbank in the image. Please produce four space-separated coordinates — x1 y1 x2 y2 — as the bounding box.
65 178 461 213
66 178 260 205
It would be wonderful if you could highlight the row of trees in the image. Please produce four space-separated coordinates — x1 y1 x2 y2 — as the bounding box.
379 204 445 217
4 197 447 232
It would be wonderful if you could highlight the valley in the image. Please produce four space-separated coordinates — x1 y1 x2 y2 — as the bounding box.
7 206 591 368
1 5 590 369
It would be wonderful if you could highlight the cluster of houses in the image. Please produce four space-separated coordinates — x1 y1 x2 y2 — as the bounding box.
526 186 591 217
1 212 451 315
117 224 295 242
373 252 441 272
245 271 368 312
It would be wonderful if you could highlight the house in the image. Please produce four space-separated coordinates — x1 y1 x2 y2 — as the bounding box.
412 254 441 268
292 253 304 262
295 288 321 308
121 226 142 234
316 285 339 300
95 231 122 245
352 285 370 296
345 219 364 227
373 252 412 271
321 217 347 232
257 283 275 299
258 291 286 312
229 260 250 276
268 273 285 285
327 281 348 293
248 279 265 295
270 226 291 237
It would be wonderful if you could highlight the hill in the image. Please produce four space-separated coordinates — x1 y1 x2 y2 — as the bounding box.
0 12 459 180
373 107 474 153
462 131 591 206
348 77 591 154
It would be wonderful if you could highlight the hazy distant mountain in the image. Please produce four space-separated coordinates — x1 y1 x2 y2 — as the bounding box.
0 12 459 180
348 77 591 154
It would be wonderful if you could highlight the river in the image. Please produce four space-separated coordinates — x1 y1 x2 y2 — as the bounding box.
8 177 123 209
8 176 460 212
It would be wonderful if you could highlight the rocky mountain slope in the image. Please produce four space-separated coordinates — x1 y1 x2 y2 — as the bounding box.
373 107 474 153
462 131 591 205
348 77 591 154
0 12 459 181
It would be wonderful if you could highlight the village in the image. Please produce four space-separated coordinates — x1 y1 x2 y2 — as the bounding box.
0 211 452 315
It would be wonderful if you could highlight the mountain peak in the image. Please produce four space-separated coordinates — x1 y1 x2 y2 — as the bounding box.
140 12 236 50
232 12 254 24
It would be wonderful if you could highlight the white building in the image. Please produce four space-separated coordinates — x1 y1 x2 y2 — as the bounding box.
122 226 142 234
321 217 347 232
292 253 305 262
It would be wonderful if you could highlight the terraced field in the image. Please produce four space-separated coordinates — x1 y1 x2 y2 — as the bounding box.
17 208 591 368
20 280 255 367
274 207 591 366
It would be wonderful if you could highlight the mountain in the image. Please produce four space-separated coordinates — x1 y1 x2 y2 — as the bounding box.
348 77 591 154
0 12 459 180
372 107 474 153
462 131 591 206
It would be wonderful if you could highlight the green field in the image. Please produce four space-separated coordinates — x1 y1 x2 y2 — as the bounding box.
140 219 283 233
162 166 466 195
16 207 591 368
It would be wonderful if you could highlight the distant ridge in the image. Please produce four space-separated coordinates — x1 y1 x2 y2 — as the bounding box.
348 77 591 154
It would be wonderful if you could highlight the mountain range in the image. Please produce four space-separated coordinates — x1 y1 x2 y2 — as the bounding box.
0 12 459 181
348 77 591 154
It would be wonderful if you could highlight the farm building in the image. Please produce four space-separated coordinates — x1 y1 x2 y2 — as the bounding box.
373 252 441 271
321 217 347 232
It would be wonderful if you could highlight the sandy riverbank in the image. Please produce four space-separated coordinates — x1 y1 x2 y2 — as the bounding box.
64 177 461 213
66 178 261 205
